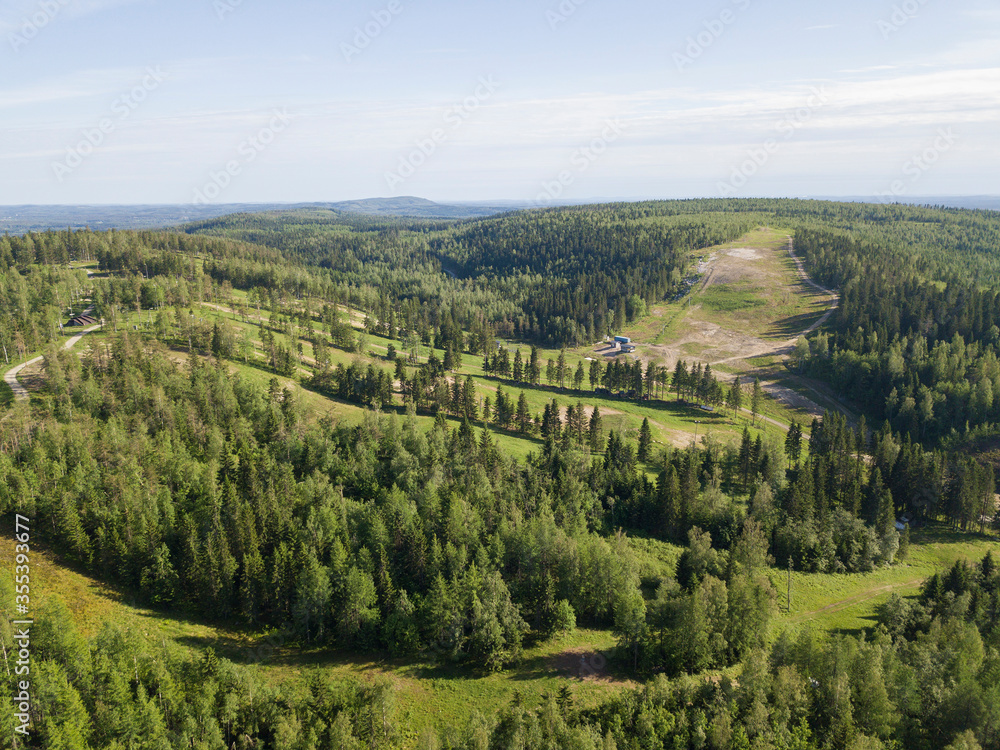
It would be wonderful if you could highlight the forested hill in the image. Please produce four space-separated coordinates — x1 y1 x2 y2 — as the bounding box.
5 198 1000 444
186 205 748 346
3 198 1000 749
0 197 516 234
186 199 1000 439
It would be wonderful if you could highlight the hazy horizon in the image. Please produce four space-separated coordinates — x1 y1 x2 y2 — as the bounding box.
3 0 999 205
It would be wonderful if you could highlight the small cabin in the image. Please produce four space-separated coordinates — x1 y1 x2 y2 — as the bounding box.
621 344 636 353
67 314 98 327
614 335 631 344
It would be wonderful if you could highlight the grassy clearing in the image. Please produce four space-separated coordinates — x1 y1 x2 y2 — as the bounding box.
10 259 803 450
628 226 828 348
696 240 829 338
700 283 768 313
261 627 631 741
769 525 999 636
3 520 995 747
15 291 798 458
627 536 685 587
187 298 761 450
0 537 631 744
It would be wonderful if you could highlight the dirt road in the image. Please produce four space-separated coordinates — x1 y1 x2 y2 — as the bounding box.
708 238 838 367
4 323 100 401
635 234 853 431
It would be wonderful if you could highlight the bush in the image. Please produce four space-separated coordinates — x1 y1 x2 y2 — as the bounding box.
552 599 576 634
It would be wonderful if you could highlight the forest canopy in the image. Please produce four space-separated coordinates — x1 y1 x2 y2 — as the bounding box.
3 197 1000 749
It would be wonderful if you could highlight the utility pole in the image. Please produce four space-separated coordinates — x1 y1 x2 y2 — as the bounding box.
787 557 793 612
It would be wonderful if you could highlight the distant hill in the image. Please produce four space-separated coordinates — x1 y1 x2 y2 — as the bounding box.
0 197 528 234
0 203 295 234
8 196 995 235
321 196 528 218
819 195 1000 212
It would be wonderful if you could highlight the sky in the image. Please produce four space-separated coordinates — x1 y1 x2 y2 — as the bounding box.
1 0 998 205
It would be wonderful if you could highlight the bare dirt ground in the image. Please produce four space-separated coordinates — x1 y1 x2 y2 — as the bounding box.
580 404 624 420
622 235 850 425
640 238 836 370
643 319 774 366
546 647 640 686
707 247 770 286
657 422 710 448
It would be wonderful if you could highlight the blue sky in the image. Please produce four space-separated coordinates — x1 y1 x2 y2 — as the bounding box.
1 0 998 204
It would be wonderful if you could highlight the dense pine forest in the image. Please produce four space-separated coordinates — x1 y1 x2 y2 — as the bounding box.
3 198 1000 749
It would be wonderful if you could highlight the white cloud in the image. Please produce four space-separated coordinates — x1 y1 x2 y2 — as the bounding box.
0 68 146 109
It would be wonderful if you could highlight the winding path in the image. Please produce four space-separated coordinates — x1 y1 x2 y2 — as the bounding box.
708 238 839 367
787 578 923 623
787 239 838 327
693 237 858 425
3 323 100 401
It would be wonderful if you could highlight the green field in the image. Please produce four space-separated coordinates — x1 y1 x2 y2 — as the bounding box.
5 521 995 746
770 525 998 636
700 283 769 313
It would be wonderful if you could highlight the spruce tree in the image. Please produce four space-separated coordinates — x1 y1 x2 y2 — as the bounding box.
785 420 803 464
750 378 763 425
673 359 688 401
727 375 743 417
589 405 604 452
638 417 652 461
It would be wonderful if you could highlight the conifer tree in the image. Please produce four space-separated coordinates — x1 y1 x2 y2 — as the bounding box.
673 359 688 401
785 420 803 464
638 417 652 461
727 375 743 417
750 378 763 425
589 405 604 452
590 358 602 390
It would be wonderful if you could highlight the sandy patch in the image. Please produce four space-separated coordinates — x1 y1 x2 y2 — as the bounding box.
580 404 623 420
640 320 785 374
727 247 762 260
662 427 700 448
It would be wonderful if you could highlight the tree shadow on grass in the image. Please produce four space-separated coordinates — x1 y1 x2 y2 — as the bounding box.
763 310 830 339
173 630 421 673
912 523 993 546
830 615 879 640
